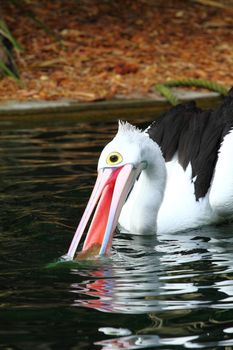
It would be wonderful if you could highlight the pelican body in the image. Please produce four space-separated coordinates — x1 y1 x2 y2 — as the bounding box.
66 88 233 258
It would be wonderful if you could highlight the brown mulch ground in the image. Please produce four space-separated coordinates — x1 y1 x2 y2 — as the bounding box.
0 0 232 102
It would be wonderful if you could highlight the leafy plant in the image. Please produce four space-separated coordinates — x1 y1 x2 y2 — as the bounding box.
155 79 228 105
0 20 21 80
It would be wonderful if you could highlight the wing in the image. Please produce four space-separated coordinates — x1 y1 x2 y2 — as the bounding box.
147 88 233 202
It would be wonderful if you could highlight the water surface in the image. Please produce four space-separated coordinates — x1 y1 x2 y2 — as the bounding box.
1 116 233 349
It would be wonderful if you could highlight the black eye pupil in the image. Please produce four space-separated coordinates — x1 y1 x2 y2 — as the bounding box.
110 155 118 163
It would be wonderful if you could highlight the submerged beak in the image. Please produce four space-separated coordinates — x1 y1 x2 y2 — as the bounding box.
66 162 146 259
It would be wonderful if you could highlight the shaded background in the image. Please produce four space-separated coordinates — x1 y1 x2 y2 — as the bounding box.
0 0 232 102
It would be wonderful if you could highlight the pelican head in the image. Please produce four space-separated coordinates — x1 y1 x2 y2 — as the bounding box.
66 121 166 259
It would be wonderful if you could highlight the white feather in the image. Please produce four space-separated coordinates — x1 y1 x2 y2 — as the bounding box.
98 121 233 235
209 128 233 218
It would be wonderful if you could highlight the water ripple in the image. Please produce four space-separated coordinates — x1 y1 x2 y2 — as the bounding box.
1 119 233 349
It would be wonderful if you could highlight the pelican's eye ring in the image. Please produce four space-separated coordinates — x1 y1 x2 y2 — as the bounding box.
106 152 123 165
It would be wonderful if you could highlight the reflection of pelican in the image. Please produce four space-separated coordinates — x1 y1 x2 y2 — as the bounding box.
66 89 233 257
71 231 224 314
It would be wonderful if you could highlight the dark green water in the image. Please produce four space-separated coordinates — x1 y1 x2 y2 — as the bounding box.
1 116 233 350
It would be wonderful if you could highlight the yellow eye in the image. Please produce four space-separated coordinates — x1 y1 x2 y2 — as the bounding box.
106 152 123 165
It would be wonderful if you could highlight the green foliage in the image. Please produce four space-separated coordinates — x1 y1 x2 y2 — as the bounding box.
0 20 21 80
164 78 228 96
0 0 61 81
0 19 22 50
154 78 228 105
0 59 19 80
155 84 179 106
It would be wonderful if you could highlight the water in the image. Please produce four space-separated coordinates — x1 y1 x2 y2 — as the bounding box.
1 116 233 350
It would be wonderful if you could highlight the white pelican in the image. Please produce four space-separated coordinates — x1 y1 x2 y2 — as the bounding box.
66 88 233 259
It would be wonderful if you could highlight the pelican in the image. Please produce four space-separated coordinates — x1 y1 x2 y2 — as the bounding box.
66 88 233 259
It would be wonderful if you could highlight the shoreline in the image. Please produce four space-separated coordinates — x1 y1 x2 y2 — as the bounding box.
0 90 222 123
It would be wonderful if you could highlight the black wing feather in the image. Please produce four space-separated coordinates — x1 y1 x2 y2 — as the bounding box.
147 88 233 200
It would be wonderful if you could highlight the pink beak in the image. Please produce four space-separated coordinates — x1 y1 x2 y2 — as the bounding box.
65 163 146 259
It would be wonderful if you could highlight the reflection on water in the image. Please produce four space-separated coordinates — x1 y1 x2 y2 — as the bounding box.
1 118 233 349
69 229 233 348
